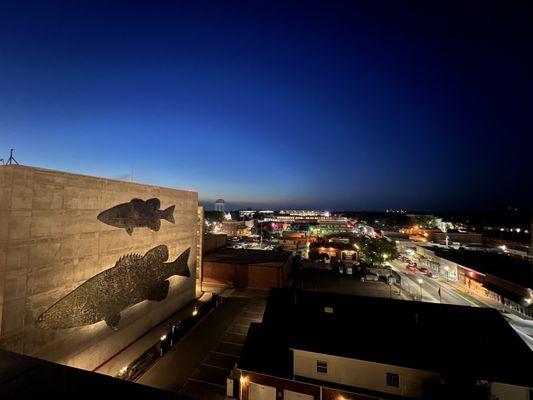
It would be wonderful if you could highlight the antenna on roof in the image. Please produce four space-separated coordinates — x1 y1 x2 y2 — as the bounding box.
6 149 19 165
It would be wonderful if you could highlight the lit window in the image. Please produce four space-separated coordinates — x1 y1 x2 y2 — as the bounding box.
386 372 399 387
316 360 328 374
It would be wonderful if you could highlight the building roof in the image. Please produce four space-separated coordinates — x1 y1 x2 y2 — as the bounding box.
313 242 356 251
203 248 292 266
0 349 187 399
239 288 533 387
432 248 533 288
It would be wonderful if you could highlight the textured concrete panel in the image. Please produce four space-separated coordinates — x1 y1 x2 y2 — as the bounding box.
0 165 198 371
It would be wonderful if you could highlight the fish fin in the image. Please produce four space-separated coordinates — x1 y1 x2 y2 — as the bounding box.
144 245 169 263
161 205 175 223
149 219 161 232
147 280 169 302
105 313 121 330
169 248 191 277
146 198 161 210
125 226 134 235
116 253 143 268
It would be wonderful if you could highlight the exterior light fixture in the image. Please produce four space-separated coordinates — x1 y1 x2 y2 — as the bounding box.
192 307 198 316
160 334 167 341
119 366 128 374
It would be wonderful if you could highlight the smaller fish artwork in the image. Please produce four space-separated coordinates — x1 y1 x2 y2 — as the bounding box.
97 198 175 235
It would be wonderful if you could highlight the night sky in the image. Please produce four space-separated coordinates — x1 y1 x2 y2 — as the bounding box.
1 1 531 211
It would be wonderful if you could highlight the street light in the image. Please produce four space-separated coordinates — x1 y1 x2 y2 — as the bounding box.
417 278 423 301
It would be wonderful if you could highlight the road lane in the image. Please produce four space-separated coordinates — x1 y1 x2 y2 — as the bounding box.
389 259 472 306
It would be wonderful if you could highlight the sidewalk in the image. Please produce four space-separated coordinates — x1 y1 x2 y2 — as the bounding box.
93 292 213 377
437 277 533 322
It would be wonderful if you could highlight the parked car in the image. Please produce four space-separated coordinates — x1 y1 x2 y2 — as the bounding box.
406 264 417 271
364 273 378 281
418 267 429 274
427 271 438 278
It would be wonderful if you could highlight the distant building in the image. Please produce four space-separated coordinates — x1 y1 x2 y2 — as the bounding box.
239 210 257 219
401 227 483 245
279 232 308 254
222 220 246 236
429 230 483 245
230 288 533 400
202 248 292 290
415 246 533 316
215 198 226 212
310 241 359 263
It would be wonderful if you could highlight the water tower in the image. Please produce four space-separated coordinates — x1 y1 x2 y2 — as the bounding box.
215 199 226 212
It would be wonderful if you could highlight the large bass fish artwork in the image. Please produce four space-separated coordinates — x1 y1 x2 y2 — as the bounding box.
37 245 190 330
97 198 175 235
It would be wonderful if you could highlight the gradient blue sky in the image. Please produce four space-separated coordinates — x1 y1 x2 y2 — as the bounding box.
1 1 531 211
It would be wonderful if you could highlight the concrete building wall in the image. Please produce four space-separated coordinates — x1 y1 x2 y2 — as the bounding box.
203 233 227 254
203 262 236 286
203 260 290 289
293 349 439 399
248 266 280 289
0 165 198 371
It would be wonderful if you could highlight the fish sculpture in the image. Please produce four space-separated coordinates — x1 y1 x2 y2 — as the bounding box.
97 198 175 235
36 245 190 331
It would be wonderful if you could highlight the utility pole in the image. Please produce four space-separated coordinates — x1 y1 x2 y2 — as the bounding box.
259 221 263 249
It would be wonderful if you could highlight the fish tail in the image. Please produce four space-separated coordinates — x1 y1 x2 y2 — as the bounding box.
162 205 175 223
170 248 190 277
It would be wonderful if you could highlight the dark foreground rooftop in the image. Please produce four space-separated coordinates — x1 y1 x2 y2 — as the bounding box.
239 288 533 387
204 248 291 265
0 349 187 399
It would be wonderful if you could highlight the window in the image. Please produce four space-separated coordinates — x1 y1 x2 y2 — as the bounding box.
316 360 328 374
386 372 399 387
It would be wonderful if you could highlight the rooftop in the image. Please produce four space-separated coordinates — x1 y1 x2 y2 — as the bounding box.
239 288 533 387
203 248 292 265
0 349 186 399
431 248 533 288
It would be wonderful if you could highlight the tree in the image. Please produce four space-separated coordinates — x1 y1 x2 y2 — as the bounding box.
354 237 398 265
204 211 226 222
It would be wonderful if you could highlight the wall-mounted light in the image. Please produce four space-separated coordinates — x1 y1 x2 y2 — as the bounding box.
160 334 167 341
192 307 198 316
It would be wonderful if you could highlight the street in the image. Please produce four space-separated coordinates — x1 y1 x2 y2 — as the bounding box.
389 259 473 306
